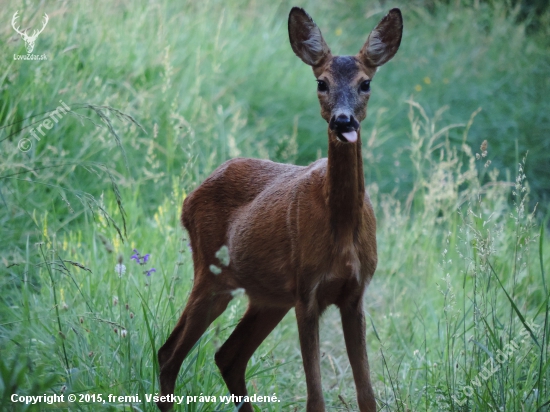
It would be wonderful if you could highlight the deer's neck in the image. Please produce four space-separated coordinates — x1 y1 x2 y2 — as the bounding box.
324 129 365 243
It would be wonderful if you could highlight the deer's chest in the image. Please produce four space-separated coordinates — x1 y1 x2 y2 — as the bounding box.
308 241 368 306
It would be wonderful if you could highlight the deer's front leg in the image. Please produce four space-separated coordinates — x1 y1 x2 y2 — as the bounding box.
340 298 376 412
295 300 325 412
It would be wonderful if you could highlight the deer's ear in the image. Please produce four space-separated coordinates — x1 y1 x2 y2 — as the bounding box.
359 8 403 68
288 7 331 67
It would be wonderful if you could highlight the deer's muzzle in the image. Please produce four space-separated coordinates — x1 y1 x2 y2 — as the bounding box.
329 114 360 143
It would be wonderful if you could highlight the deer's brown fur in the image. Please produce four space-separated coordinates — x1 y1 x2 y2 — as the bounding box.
158 7 402 412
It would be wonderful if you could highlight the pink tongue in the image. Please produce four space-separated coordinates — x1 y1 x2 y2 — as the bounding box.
341 130 357 143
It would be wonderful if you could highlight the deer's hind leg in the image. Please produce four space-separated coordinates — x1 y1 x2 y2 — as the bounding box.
214 304 289 412
157 275 231 411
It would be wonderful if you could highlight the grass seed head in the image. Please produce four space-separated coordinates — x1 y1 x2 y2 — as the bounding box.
480 139 487 152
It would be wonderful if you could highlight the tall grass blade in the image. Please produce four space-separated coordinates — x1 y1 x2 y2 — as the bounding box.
488 260 540 348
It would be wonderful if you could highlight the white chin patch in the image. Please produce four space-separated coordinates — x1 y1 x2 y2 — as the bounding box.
341 130 357 143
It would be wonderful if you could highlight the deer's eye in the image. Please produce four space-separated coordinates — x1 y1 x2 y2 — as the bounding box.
317 80 328 92
360 80 371 93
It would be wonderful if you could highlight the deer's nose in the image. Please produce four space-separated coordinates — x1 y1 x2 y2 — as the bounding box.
334 114 351 126
330 114 356 131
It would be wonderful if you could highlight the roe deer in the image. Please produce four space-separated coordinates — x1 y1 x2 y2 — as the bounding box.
157 7 402 412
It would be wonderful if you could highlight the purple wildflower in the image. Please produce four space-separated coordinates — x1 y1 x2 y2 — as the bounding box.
131 248 155 276
130 249 140 262
131 249 152 265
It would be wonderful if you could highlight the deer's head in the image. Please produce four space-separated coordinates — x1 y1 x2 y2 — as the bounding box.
12 11 49 54
289 8 402 143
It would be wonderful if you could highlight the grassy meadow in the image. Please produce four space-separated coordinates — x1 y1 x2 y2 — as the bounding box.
1 0 550 411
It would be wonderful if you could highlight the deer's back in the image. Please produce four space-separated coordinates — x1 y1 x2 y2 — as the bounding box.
182 158 305 267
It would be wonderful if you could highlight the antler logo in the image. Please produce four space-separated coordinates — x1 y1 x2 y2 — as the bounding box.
12 11 49 54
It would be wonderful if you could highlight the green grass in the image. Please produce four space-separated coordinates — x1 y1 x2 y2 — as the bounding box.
1 0 550 411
